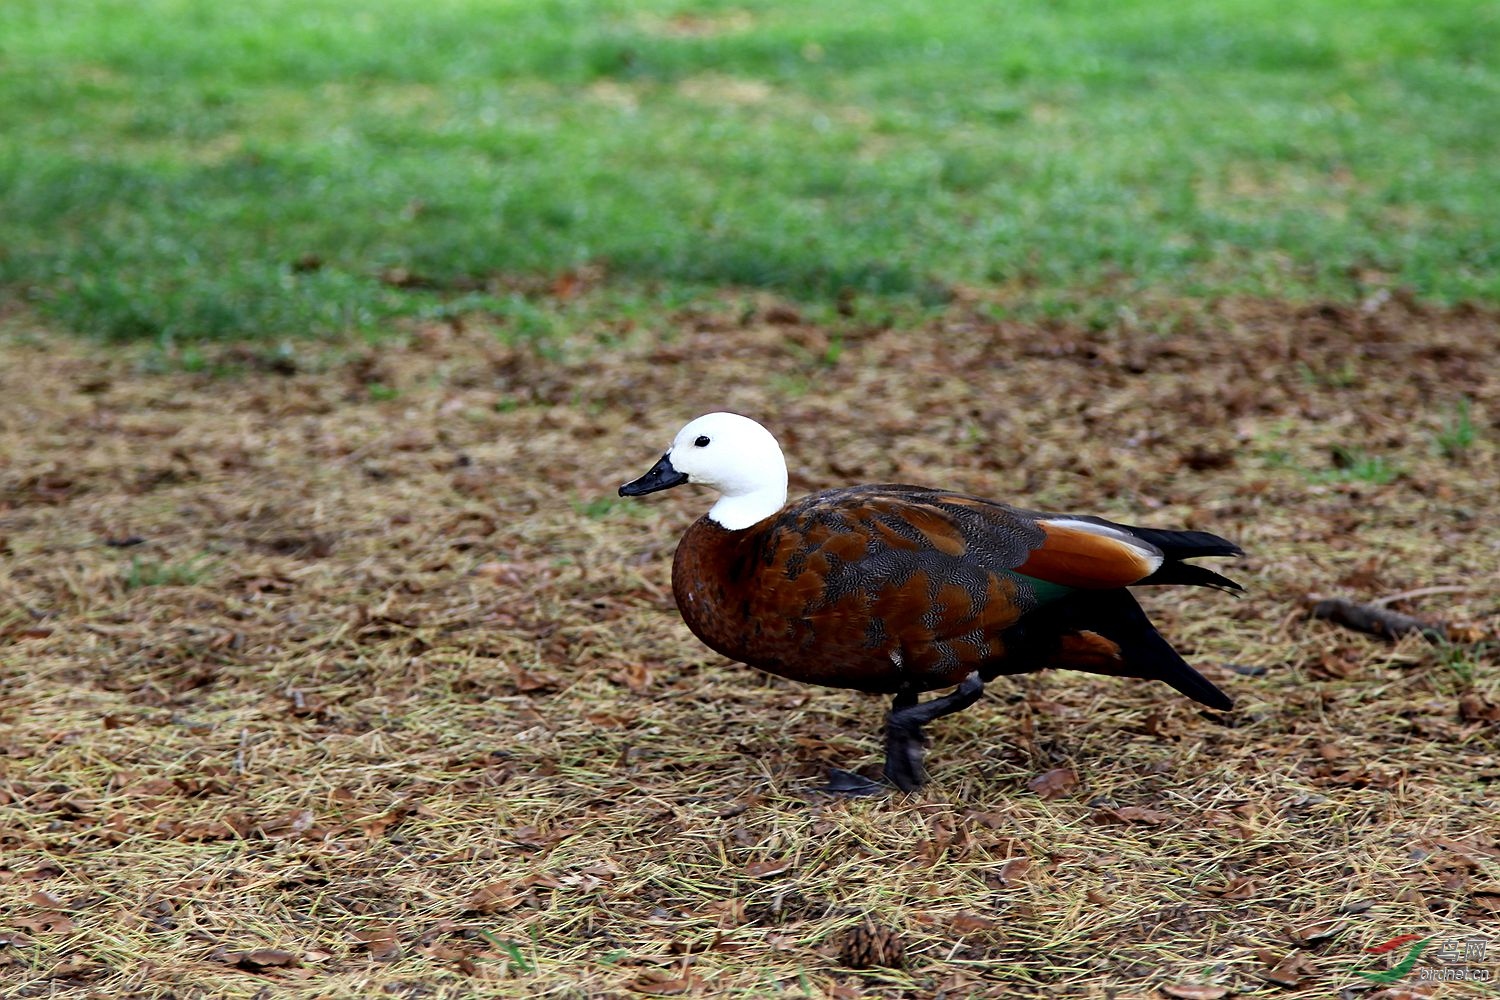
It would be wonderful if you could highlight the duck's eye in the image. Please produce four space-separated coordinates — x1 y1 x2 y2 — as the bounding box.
694 435 710 447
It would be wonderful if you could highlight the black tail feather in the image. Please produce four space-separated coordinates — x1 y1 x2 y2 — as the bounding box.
1054 589 1235 711
1110 523 1245 593
1139 561 1244 593
1130 629 1235 710
1123 525 1244 560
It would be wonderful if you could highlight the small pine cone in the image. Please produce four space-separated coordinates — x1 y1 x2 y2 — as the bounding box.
838 920 906 969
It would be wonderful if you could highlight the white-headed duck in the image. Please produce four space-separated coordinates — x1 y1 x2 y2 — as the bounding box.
620 412 1242 792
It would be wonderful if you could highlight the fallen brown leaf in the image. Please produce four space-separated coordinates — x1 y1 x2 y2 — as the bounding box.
1201 876 1257 900
231 948 299 971
352 926 401 960
949 912 997 933
13 913 74 935
612 662 652 694
1261 951 1317 987
1459 694 1500 723
1027 767 1078 800
1289 918 1347 946
998 857 1031 887
1092 805 1173 826
466 882 525 914
1161 983 1228 1000
628 973 699 995
509 664 561 694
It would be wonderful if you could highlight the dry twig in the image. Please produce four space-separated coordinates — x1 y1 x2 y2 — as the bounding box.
1307 596 1451 643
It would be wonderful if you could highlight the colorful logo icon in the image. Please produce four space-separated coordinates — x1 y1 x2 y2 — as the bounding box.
1354 936 1432 984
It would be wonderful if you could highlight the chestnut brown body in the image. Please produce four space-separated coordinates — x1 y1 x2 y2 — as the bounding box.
669 485 1239 707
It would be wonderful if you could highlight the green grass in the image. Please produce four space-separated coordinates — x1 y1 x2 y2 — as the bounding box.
1435 396 1477 460
1316 446 1403 485
123 555 215 589
1298 359 1362 389
1439 642 1484 686
2 0 1497 341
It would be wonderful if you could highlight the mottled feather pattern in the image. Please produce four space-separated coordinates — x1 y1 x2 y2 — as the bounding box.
671 485 1181 693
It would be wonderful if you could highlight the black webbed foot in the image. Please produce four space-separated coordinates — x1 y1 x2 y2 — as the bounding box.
822 768 889 796
881 672 985 791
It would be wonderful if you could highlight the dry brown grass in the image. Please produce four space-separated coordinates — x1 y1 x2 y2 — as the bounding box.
1 294 1497 999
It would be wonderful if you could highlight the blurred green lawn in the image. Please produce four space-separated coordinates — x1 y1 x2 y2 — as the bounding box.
1 0 1496 342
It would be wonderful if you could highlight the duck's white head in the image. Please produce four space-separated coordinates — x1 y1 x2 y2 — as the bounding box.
618 412 789 530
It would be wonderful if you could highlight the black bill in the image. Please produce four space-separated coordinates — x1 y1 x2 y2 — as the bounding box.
619 453 689 497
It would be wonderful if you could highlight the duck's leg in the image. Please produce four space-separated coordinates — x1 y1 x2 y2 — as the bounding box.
822 675 984 795
883 672 985 792
822 688 921 795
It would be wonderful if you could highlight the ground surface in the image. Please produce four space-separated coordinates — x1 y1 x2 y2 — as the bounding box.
2 294 1497 998
5 3 1497 997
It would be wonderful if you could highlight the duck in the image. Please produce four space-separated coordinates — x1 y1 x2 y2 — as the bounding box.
619 412 1242 792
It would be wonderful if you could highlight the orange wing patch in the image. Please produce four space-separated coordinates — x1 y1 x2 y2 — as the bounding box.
1017 521 1160 589
1050 630 1125 673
